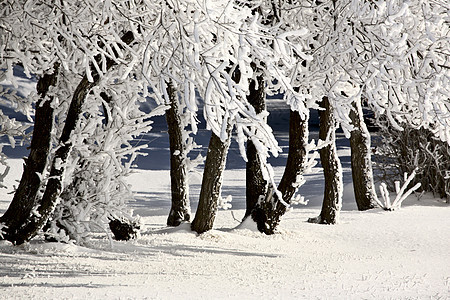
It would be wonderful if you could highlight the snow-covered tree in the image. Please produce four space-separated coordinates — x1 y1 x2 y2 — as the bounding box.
361 0 449 143
369 0 449 201
47 74 158 244
0 1 157 244
241 1 317 233
348 0 449 210
296 0 449 223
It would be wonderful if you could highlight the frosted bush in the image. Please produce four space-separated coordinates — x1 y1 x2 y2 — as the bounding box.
375 123 450 202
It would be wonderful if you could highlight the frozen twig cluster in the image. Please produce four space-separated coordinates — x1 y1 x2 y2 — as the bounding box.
376 170 422 211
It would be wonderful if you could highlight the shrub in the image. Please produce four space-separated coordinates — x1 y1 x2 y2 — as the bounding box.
375 123 450 203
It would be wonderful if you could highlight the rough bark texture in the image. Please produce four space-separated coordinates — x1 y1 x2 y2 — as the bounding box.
349 100 377 211
191 130 231 234
251 110 309 234
278 111 309 203
4 31 134 245
0 64 59 242
309 97 342 225
245 73 267 218
165 82 191 226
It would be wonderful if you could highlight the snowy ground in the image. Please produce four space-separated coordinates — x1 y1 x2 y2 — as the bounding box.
0 80 449 299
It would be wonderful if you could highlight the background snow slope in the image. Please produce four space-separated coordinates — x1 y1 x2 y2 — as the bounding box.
0 79 449 299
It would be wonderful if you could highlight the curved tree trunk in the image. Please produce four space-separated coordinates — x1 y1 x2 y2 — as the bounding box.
349 99 377 211
251 110 309 234
165 82 191 226
3 31 134 245
191 129 231 234
0 64 59 243
245 72 267 218
309 97 342 224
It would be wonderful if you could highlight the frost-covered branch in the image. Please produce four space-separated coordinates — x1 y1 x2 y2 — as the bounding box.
375 170 422 211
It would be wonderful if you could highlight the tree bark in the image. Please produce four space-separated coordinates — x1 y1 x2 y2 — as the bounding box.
349 99 377 211
0 64 59 242
191 129 231 234
245 72 267 218
165 82 191 226
251 110 309 234
308 97 342 224
278 110 309 204
4 31 134 245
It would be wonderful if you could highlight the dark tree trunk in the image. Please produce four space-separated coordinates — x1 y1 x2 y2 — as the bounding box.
3 32 134 245
308 97 342 224
251 110 309 234
0 64 59 242
165 82 191 226
349 100 376 211
245 72 267 218
278 110 309 204
245 142 266 217
191 129 231 234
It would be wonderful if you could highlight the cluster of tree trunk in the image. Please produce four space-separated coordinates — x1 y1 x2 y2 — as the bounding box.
160 57 379 234
0 70 379 244
176 64 377 234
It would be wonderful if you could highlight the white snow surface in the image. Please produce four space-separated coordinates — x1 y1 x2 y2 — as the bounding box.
0 156 449 299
